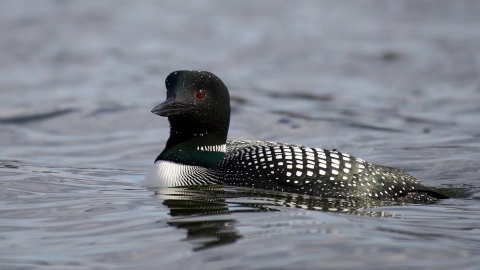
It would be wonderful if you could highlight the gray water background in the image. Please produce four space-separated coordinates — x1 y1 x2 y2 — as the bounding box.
1 1 480 269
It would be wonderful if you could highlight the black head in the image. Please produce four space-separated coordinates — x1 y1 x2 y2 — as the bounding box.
152 70 231 167
152 70 230 133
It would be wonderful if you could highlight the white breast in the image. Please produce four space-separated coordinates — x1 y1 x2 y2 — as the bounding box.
143 160 209 188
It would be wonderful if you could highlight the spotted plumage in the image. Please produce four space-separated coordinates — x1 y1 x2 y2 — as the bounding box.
144 70 448 202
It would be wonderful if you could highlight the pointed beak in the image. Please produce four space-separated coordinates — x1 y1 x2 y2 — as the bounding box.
151 96 193 117
151 96 174 116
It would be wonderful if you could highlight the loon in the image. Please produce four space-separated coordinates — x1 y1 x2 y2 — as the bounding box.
144 70 448 202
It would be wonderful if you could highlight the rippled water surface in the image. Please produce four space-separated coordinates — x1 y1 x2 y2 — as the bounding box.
1 1 480 269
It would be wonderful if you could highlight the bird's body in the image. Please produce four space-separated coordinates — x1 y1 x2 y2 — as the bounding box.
144 70 447 202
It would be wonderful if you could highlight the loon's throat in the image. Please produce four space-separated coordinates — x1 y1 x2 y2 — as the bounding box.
157 132 227 167
157 144 226 168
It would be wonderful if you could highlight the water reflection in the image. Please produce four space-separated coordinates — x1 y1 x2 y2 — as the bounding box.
168 218 239 251
153 186 397 250
153 186 238 250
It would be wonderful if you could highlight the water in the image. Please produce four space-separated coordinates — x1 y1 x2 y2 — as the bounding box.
1 1 480 269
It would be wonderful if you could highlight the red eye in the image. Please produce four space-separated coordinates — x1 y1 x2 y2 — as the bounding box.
196 89 206 100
